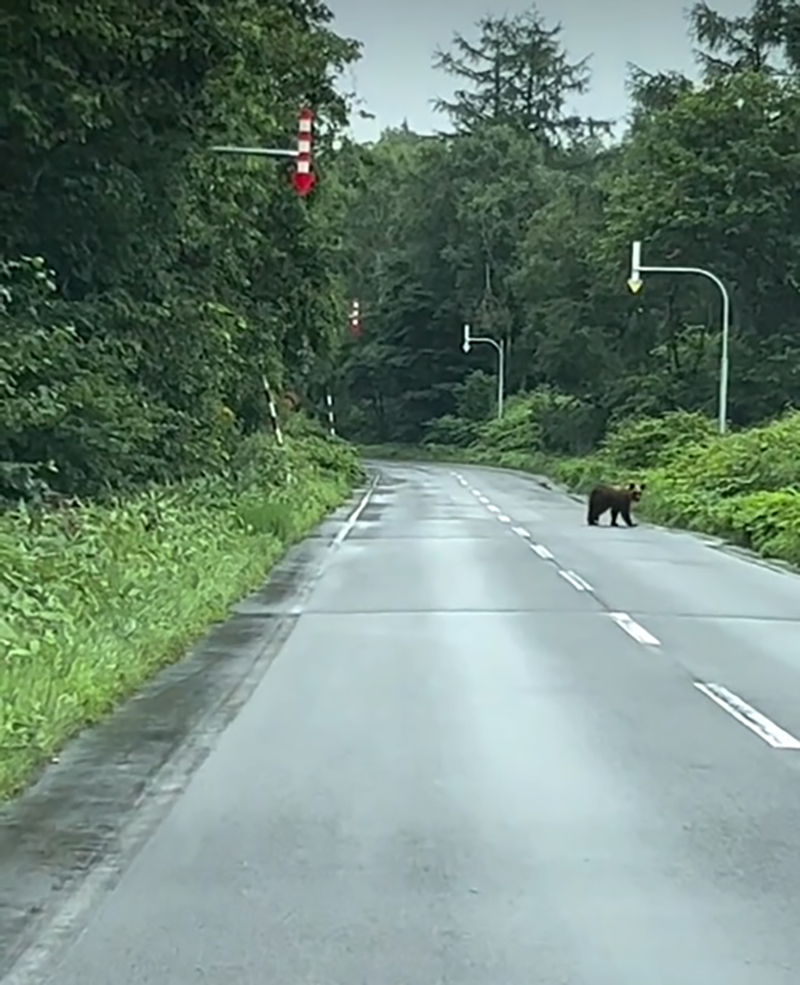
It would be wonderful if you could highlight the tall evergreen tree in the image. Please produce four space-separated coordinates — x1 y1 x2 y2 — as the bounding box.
431 6 612 145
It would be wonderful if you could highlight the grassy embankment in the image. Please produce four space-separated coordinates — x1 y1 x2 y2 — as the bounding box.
0 431 363 801
361 400 800 569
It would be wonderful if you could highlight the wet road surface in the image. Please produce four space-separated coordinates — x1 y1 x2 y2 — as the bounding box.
5 461 800 983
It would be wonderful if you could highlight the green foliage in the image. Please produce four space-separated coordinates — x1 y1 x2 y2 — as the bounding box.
335 1 800 443
455 370 496 421
713 491 800 560
0 435 361 800
474 395 543 455
336 1 800 575
1 0 363 500
525 387 604 455
423 415 478 447
599 411 717 469
431 8 611 143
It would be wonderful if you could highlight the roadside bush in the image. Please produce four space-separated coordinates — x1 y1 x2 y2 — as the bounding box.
423 414 478 447
454 369 496 421
527 387 604 455
0 434 361 800
600 410 717 469
664 411 800 496
473 394 543 455
549 454 611 491
713 489 800 559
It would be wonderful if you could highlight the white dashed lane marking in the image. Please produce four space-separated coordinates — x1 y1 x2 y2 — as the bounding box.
694 683 800 749
558 570 593 592
609 612 660 646
449 475 800 746
455 474 660 641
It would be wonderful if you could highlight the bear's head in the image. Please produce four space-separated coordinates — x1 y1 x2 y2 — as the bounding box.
627 482 646 502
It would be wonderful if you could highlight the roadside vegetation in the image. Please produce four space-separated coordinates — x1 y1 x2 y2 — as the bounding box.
2 433 362 800
0 1 366 799
335 0 800 572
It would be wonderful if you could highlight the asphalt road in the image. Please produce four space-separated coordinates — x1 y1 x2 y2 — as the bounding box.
6 460 800 983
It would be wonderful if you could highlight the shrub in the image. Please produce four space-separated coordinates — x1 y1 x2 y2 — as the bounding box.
713 489 800 560
663 411 800 497
423 414 478 447
0 433 360 800
473 394 543 455
454 369 496 421
527 387 604 455
600 410 717 470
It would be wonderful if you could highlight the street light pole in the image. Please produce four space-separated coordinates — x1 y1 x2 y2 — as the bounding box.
463 323 504 418
628 241 731 434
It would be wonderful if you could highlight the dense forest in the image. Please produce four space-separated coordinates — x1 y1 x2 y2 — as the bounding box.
334 0 800 451
6 0 800 493
1 0 361 502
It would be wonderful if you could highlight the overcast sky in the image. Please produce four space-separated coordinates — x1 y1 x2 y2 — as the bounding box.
325 0 754 142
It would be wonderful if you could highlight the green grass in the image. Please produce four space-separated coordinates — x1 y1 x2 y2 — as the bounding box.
0 433 364 801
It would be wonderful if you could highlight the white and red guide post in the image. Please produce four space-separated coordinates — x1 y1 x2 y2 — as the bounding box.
292 108 315 197
349 298 361 338
210 106 316 197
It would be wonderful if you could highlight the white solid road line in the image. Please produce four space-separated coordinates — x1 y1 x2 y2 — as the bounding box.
609 612 660 646
558 570 593 592
694 682 800 749
531 543 554 560
333 476 378 545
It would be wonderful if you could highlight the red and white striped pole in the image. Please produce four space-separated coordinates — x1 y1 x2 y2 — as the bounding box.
292 108 315 197
262 376 284 446
349 298 361 338
325 393 336 437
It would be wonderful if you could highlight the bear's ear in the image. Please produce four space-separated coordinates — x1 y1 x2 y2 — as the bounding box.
627 482 636 489
640 483 646 491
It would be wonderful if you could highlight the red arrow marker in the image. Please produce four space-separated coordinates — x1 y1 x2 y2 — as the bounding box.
292 171 316 196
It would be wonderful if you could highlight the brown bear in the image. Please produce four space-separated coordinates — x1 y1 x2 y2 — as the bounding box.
587 482 645 527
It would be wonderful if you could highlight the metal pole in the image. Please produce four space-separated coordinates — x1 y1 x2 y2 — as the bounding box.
497 340 504 418
462 325 504 419
635 259 731 434
719 287 730 436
